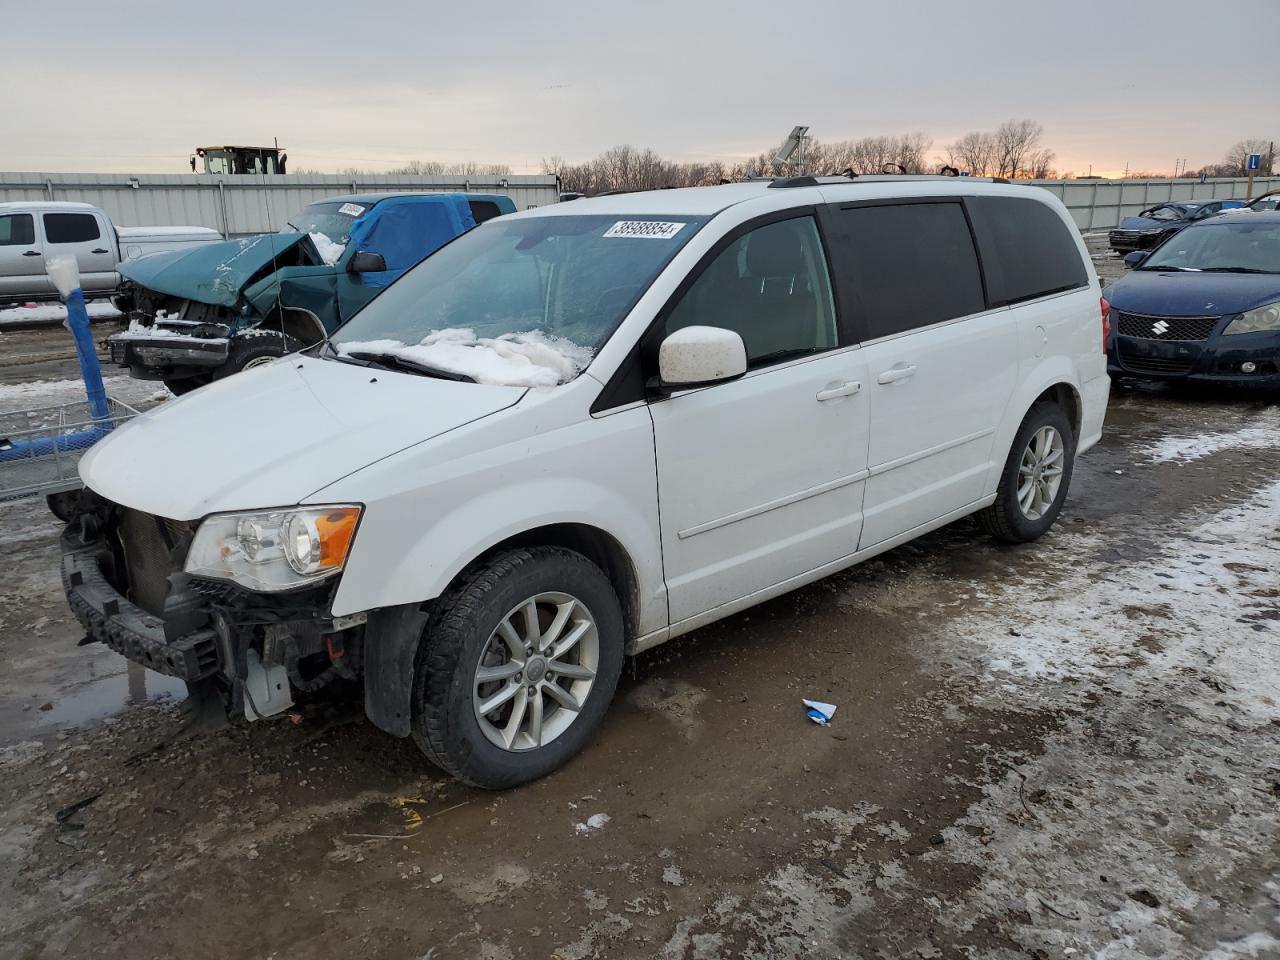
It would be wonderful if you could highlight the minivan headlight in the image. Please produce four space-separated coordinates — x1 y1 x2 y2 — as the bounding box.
185 505 362 592
1223 301 1280 336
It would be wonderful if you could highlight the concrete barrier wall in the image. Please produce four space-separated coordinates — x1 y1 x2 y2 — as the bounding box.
0 173 561 238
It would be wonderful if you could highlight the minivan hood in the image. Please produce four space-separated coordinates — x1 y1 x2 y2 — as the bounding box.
80 356 525 520
118 232 315 307
1106 270 1280 317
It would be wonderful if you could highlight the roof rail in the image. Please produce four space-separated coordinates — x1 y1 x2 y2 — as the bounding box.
769 175 856 189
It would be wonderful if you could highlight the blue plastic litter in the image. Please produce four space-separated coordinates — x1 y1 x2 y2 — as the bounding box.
802 699 837 726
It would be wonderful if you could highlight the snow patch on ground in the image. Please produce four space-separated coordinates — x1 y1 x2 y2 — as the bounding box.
0 300 121 327
338 328 593 387
666 481 1280 957
308 232 346 266
0 376 171 413
918 481 1280 955
1142 411 1280 463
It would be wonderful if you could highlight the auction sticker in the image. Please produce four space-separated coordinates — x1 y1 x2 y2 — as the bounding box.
603 221 686 240
339 203 366 217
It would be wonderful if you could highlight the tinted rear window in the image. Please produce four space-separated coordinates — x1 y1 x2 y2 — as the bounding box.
832 202 985 340
967 197 1087 305
0 213 34 246
468 200 503 224
43 212 100 244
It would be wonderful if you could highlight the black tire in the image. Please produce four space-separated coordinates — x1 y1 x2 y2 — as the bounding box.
977 401 1076 543
162 376 209 396
411 547 625 789
214 331 303 380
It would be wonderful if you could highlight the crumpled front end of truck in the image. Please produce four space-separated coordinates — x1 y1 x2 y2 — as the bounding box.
109 233 331 386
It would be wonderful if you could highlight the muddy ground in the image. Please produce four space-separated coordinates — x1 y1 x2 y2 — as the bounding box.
1 243 1278 960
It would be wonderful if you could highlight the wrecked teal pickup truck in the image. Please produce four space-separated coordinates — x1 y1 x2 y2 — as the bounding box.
108 192 516 393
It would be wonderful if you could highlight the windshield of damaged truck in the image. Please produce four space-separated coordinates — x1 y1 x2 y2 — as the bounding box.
328 214 705 386
284 201 367 244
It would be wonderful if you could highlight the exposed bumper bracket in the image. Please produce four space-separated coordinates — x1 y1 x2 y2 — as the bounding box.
62 549 219 682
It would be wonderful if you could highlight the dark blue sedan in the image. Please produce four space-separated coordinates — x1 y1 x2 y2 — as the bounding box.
1108 199 1246 254
1105 212 1280 388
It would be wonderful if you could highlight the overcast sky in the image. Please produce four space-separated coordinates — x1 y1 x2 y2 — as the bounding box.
5 0 1276 178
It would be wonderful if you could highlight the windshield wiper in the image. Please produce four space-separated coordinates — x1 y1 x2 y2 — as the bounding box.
343 349 477 383
1197 266 1274 274
1137 265 1196 271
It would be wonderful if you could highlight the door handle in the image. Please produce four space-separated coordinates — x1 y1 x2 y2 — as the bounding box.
91 247 109 254
815 380 861 402
22 250 41 257
876 363 917 385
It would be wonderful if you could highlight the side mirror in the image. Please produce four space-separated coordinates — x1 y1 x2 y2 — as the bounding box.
1123 250 1147 268
656 326 747 390
348 251 387 273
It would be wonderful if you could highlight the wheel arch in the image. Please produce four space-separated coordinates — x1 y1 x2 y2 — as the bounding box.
361 520 644 740
270 306 327 347
985 360 1083 494
1035 381 1082 442
467 523 641 642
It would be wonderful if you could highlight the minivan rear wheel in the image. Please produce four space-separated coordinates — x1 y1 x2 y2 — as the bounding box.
411 547 624 788
977 401 1075 543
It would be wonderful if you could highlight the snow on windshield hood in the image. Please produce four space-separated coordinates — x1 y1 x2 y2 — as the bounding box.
338 328 594 387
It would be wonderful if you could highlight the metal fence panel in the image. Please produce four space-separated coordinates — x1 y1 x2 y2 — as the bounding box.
1026 176 1280 230
2 171 1276 236
0 172 561 237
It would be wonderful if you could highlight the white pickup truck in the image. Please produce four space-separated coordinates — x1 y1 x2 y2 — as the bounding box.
0 201 220 302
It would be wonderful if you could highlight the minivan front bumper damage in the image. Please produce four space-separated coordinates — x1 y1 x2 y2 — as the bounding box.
62 548 219 681
60 494 364 721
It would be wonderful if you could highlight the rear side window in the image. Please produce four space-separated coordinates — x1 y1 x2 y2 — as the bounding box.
831 202 984 340
43 213 101 244
0 214 35 246
468 200 503 224
967 197 1087 306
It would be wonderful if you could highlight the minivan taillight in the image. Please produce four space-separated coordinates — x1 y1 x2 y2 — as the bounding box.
1100 296 1111 352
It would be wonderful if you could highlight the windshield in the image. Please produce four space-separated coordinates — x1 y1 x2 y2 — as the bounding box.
283 200 368 244
1146 205 1190 222
1141 220 1280 273
328 213 706 386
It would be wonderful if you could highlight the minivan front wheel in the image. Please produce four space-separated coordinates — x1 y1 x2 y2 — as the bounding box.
411 547 624 788
978 401 1075 543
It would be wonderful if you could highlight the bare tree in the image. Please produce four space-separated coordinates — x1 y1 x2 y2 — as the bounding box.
946 120 1054 178
946 131 999 177
994 119 1045 179
1219 138 1275 176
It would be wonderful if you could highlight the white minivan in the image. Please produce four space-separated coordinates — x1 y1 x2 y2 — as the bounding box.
63 176 1110 787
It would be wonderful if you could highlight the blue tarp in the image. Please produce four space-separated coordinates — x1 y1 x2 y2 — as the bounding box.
348 195 476 288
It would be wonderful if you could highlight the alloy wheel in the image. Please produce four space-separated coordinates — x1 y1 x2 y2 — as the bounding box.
471 592 599 752
1017 425 1065 520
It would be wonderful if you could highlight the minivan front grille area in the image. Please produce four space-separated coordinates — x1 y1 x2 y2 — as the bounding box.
115 508 194 617
1116 312 1220 342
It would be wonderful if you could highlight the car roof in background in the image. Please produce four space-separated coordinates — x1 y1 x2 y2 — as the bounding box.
309 192 506 207
0 201 97 211
1185 210 1280 226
